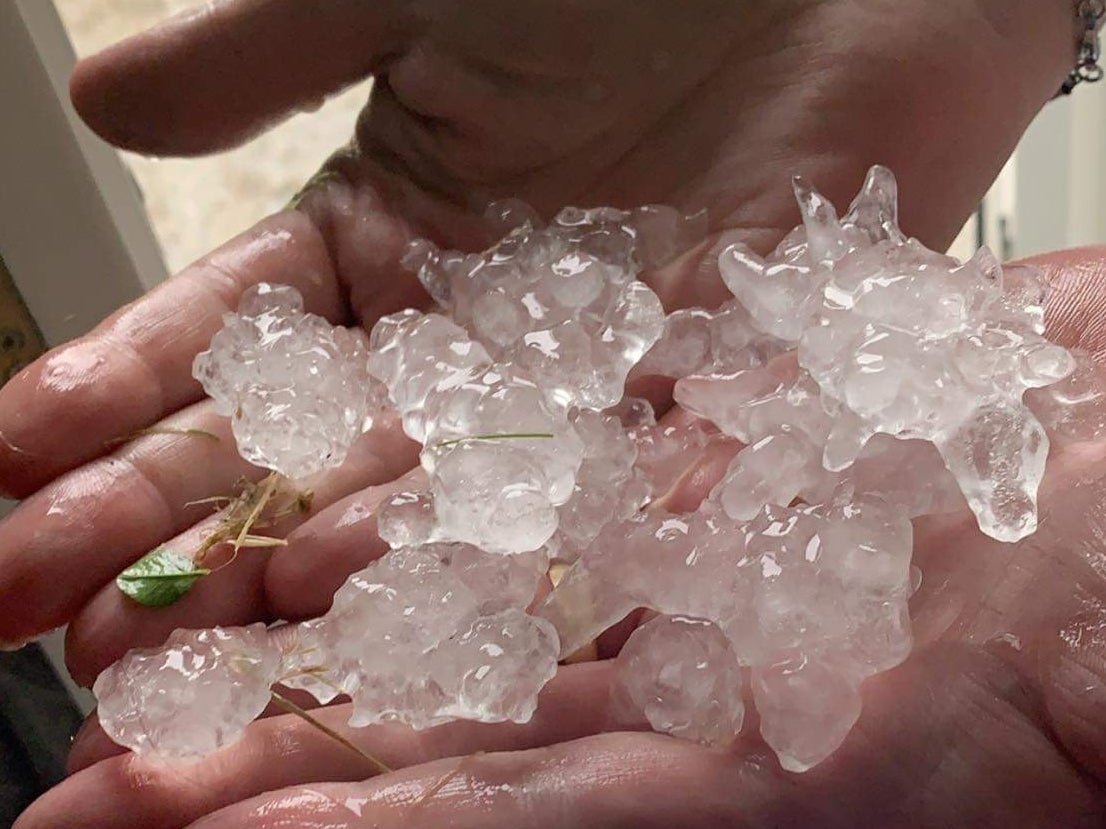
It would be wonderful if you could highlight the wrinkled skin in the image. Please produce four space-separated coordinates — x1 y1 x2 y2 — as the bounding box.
7 1 1106 827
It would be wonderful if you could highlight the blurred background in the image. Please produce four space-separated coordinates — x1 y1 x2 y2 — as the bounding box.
1 0 1105 824
54 0 372 274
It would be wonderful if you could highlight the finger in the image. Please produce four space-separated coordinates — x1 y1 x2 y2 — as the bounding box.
1018 245 1106 358
31 662 619 829
62 677 358 777
173 645 1104 829
64 412 420 686
0 402 259 648
0 210 346 499
70 0 409 155
263 465 425 622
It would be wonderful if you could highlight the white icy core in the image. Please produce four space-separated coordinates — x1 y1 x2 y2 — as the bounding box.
192 283 386 479
100 167 1096 773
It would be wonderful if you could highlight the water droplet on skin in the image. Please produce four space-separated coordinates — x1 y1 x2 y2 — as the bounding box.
40 347 108 393
337 501 373 528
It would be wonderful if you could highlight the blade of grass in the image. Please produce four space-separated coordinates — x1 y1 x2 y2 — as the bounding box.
234 473 281 550
269 690 392 776
435 432 554 449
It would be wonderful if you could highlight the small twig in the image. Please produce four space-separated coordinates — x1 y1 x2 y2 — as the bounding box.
190 473 305 567
234 535 289 549
269 690 392 776
184 495 236 509
435 432 555 449
235 473 281 550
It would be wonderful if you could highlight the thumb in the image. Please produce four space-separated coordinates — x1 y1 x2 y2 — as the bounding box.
1019 245 1106 359
70 0 409 155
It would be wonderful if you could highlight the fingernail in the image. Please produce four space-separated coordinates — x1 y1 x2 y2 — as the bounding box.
0 636 31 652
68 711 98 769
67 710 115 776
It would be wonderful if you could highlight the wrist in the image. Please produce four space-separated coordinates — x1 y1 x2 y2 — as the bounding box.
775 0 1085 249
976 0 1091 99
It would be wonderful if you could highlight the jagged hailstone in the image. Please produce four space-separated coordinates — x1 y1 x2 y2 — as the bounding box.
193 283 387 479
95 169 1101 773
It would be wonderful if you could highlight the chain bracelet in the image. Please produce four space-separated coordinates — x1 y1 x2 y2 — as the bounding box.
1061 0 1105 94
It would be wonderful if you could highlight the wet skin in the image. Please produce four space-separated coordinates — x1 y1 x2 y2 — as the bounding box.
8 1 1106 826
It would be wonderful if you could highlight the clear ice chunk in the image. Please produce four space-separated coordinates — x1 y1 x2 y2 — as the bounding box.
613 615 744 748
312 544 557 729
751 656 863 773
193 284 385 479
107 166 1079 778
94 625 281 759
368 310 492 443
406 205 696 409
706 167 1068 542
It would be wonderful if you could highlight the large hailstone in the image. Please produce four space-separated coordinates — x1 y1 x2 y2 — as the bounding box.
299 544 557 729
714 166 1071 541
93 625 281 760
405 205 695 410
193 283 386 479
370 308 585 554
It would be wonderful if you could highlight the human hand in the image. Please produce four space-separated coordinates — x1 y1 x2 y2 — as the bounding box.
17 239 1106 827
0 1 1088 816
0 0 1077 683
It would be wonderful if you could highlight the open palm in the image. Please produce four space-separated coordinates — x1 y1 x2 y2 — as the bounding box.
5 1 1102 826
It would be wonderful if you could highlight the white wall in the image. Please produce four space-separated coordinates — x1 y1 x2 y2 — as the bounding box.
0 0 165 714
1014 87 1106 258
0 0 165 346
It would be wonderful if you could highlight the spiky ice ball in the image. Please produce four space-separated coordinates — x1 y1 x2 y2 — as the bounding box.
715 166 1072 541
405 204 703 410
193 283 386 479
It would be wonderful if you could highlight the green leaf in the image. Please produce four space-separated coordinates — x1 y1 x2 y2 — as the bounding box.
116 549 210 607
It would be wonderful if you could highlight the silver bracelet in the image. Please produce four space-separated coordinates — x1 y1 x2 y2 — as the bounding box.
1060 0 1105 94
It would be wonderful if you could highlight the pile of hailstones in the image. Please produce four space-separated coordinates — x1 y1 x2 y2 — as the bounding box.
94 167 1101 773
